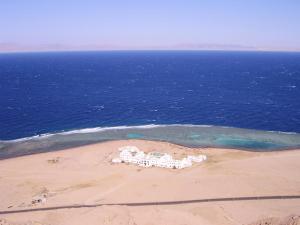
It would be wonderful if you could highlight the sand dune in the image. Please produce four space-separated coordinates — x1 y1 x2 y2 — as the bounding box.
0 140 299 225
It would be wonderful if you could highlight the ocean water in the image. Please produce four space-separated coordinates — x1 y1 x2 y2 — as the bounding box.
0 51 300 158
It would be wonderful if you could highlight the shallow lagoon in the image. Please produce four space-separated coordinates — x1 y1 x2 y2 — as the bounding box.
1 124 300 159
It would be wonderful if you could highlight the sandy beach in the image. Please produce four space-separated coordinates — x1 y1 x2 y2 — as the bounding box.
0 139 299 225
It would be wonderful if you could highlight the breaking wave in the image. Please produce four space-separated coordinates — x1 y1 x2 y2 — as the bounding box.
0 124 217 143
0 124 299 144
0 124 299 160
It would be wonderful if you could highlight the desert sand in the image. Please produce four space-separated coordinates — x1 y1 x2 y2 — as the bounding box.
0 140 299 225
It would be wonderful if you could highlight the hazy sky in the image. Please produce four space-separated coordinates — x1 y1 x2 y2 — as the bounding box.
0 0 300 52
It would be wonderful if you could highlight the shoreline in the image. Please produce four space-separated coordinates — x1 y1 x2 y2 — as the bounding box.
2 123 300 143
0 139 300 224
2 138 300 160
2 138 300 161
1 123 300 160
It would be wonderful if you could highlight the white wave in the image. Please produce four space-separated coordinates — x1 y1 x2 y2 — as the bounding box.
220 126 233 129
0 124 207 143
1 124 299 143
267 130 297 135
61 124 162 135
0 133 55 143
189 124 213 128
0 124 163 143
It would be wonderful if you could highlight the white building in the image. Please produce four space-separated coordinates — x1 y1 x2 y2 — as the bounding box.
112 146 207 169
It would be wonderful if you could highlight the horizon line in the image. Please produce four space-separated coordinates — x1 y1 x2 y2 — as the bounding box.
1 49 300 54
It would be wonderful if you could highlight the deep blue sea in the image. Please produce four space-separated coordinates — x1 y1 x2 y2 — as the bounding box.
1 51 300 158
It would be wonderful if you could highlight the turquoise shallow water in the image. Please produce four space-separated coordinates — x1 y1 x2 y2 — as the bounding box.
1 124 300 159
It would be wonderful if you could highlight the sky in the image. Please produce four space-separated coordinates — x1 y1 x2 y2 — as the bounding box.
0 0 300 52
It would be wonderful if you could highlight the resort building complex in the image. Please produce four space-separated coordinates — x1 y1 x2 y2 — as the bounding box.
112 146 207 169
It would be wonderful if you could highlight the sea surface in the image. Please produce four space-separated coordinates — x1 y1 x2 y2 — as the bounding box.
0 51 300 158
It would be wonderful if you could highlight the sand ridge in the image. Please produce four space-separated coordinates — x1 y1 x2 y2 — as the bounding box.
0 140 299 225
